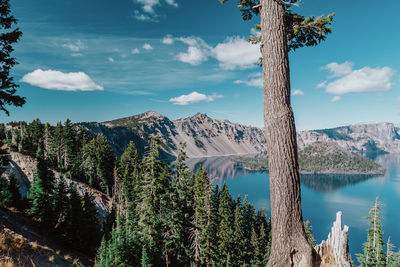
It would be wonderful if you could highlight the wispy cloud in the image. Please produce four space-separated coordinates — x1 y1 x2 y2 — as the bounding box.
62 40 85 52
169 91 223 105
292 89 304 96
233 73 262 87
21 69 103 91
131 48 140 54
162 34 174 45
133 0 179 21
142 43 153 50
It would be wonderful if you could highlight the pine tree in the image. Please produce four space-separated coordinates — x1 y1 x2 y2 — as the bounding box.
62 119 75 171
8 170 21 208
357 197 386 266
217 182 234 266
231 196 247 266
0 0 25 116
29 146 55 228
81 134 115 195
53 176 69 229
385 237 400 267
137 137 170 266
62 185 84 245
304 220 316 247
81 192 101 254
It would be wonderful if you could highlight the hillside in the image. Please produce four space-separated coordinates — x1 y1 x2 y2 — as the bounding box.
232 142 385 175
84 111 266 158
83 111 400 159
0 205 90 266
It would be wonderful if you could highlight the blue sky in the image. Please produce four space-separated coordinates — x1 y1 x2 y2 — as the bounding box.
3 0 400 130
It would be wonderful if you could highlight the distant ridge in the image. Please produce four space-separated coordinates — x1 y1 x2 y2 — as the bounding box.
82 111 400 159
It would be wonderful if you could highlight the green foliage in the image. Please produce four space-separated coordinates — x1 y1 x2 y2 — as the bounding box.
28 147 56 227
220 0 334 53
357 197 391 267
81 134 115 195
0 0 25 116
232 142 385 174
304 220 315 247
97 142 271 266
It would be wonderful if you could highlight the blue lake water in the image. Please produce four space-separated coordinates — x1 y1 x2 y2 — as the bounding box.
186 154 400 259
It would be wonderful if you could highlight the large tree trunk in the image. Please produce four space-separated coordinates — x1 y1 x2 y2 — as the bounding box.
260 0 314 266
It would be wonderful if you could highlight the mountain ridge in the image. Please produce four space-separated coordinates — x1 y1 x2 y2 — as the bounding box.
82 111 400 159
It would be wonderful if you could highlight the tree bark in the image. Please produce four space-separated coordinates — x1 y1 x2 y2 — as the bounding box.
260 0 314 266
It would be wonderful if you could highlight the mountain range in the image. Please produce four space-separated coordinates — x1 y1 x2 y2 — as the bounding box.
83 111 400 159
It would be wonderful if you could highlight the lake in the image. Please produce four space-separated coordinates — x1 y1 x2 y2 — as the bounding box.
186 153 400 259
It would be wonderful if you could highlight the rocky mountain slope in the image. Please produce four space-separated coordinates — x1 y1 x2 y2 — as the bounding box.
83 111 400 159
1 150 112 222
84 111 266 159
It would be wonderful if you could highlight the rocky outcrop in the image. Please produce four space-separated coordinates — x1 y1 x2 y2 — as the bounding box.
1 151 112 223
314 212 352 267
297 122 400 158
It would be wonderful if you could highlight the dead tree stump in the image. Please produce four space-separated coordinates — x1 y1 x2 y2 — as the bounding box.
314 211 352 267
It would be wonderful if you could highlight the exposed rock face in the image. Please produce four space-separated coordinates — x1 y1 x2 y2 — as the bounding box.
1 151 112 223
315 212 352 267
83 111 400 159
84 111 267 158
297 122 400 158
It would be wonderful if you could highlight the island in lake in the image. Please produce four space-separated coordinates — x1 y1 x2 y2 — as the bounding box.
232 142 386 175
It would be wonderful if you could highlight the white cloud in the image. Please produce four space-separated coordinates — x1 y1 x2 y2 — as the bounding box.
323 62 354 77
331 96 341 102
131 48 140 54
233 72 262 87
176 37 211 65
133 10 153 21
319 63 395 95
133 0 178 21
174 36 260 69
62 40 85 52
234 78 262 88
142 43 153 50
169 91 223 105
213 37 260 70
136 0 160 13
21 69 103 91
108 57 114 62
165 0 178 7
162 35 174 45
292 89 304 96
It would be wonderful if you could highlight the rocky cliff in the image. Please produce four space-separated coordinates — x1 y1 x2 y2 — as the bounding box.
83 111 400 159
83 111 267 159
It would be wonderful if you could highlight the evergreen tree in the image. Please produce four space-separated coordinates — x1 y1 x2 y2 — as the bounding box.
28 146 55 228
53 176 69 229
231 196 247 266
357 197 386 266
304 220 316 247
7 170 21 208
62 119 75 171
137 137 171 266
81 134 115 195
385 237 400 267
0 177 11 206
0 0 25 116
81 192 101 254
217 182 234 266
62 185 84 245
